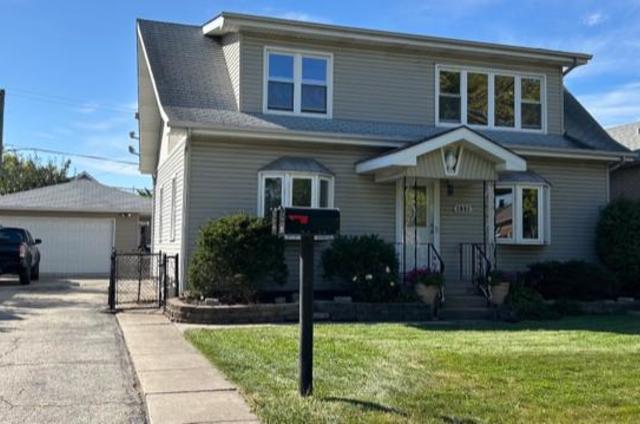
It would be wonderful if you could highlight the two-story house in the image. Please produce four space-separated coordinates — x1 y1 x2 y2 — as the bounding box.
136 12 633 307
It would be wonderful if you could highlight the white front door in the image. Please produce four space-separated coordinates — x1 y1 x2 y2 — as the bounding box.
396 179 440 272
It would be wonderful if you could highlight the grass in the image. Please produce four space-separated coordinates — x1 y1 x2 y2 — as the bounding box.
185 315 640 423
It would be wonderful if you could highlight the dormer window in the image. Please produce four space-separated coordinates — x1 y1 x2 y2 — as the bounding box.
264 48 333 118
436 65 546 132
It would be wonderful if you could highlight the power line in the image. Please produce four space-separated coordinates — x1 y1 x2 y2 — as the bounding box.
5 88 136 114
4 144 138 166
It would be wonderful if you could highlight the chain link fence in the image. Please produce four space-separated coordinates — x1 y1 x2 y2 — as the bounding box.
108 251 179 310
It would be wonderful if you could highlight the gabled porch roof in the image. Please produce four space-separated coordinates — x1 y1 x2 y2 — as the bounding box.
355 126 527 177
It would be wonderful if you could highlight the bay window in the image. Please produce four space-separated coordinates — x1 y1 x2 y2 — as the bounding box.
258 171 334 218
264 48 332 117
495 183 549 245
436 65 546 132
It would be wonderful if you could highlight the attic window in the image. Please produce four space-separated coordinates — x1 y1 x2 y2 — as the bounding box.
264 48 333 118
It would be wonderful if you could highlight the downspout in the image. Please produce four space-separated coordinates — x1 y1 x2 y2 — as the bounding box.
179 128 192 295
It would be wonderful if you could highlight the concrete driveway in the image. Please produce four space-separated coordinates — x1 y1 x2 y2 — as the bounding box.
0 277 146 424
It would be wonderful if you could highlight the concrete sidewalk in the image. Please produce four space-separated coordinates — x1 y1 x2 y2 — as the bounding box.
117 310 259 424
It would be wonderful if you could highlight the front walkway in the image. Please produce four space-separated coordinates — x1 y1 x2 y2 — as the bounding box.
0 277 145 424
117 310 259 424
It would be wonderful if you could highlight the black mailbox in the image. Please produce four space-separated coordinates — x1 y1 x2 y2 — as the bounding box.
272 207 340 237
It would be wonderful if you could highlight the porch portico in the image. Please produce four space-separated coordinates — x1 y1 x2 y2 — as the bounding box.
356 126 527 282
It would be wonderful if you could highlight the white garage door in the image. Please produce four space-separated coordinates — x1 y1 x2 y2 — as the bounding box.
0 216 114 275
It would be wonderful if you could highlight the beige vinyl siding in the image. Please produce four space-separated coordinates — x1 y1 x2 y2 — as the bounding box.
439 181 486 281
153 140 185 256
221 33 241 109
115 215 140 252
496 158 609 270
611 166 640 200
186 136 395 290
405 148 497 180
239 32 564 134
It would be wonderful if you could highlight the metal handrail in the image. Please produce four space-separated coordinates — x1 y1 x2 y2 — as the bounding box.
459 242 492 299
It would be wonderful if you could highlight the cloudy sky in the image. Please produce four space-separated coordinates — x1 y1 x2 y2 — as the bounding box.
1 0 639 189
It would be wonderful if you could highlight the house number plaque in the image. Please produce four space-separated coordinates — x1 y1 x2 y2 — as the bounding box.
453 204 473 215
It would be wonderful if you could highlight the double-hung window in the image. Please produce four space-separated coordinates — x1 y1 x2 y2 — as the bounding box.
495 183 549 245
436 65 545 132
264 48 332 117
258 172 334 219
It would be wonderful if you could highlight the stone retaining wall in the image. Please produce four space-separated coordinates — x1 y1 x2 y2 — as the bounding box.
165 298 432 324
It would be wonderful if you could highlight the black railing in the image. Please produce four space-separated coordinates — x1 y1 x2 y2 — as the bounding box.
459 243 492 297
397 242 446 307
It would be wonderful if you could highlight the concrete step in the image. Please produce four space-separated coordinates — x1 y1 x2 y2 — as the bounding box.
444 295 488 308
445 287 478 296
439 306 494 320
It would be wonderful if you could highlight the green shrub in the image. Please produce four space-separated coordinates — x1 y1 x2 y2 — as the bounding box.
502 282 559 321
188 214 287 303
322 234 401 302
596 199 640 295
525 260 618 300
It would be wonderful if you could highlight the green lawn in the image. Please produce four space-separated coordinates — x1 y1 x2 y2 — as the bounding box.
186 316 640 423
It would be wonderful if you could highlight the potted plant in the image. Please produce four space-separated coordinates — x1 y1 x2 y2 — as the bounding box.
486 270 515 305
406 268 444 306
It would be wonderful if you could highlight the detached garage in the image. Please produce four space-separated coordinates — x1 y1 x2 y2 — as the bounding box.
0 173 152 276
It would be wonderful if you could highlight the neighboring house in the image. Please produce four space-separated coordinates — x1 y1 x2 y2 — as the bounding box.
0 173 151 275
136 12 634 296
607 121 640 200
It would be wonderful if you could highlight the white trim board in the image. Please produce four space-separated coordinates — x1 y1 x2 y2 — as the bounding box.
356 127 527 174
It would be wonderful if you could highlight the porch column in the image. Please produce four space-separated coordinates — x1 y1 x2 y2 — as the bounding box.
483 181 496 267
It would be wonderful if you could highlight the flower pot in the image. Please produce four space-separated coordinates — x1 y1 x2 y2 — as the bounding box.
415 283 440 306
490 282 510 305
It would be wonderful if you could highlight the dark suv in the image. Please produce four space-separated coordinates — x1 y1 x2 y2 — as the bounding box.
0 227 41 284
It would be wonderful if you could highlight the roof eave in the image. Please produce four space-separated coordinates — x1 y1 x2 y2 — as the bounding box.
203 12 591 66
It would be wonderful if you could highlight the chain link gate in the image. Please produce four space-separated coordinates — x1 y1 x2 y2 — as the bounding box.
108 251 179 310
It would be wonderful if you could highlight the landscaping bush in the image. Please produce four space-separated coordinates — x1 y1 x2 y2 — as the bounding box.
524 260 618 301
322 234 401 302
501 281 559 321
596 198 640 296
188 214 287 303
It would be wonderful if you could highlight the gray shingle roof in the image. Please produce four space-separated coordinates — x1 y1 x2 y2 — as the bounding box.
0 174 152 215
607 121 640 151
138 19 630 154
260 157 334 175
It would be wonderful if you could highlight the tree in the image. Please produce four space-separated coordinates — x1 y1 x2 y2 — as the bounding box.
136 187 152 197
0 153 71 195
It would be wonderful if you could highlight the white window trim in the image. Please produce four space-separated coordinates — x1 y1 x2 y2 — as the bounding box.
263 46 334 118
257 171 335 217
435 64 547 133
495 183 548 245
169 176 177 242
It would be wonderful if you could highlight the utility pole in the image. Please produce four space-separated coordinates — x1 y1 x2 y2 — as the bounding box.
0 89 4 163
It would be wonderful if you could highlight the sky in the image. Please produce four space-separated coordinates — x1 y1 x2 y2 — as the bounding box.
1 0 639 190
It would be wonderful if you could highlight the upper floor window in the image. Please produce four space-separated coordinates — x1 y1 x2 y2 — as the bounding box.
264 48 333 118
436 65 545 132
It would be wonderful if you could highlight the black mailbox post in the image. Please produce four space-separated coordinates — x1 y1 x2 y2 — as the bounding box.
273 207 340 396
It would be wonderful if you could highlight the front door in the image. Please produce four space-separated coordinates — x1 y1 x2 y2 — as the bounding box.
396 179 439 272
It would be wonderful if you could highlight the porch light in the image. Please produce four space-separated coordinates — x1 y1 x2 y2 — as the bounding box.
445 149 458 172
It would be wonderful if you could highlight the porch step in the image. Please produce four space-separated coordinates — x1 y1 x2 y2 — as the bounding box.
439 306 494 320
444 295 488 308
